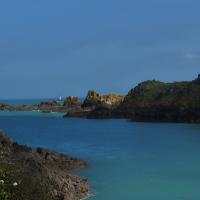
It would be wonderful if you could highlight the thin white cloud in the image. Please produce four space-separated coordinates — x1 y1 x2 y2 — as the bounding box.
182 53 200 59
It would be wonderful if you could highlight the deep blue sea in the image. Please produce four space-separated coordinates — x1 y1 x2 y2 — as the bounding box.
1 100 200 200
0 98 55 106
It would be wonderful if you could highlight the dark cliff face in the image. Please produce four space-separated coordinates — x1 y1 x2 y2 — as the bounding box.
64 91 124 119
116 75 200 123
0 131 90 200
82 91 100 108
64 74 200 123
63 96 82 108
193 74 200 84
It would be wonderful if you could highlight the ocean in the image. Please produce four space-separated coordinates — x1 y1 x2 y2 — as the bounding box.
0 99 200 200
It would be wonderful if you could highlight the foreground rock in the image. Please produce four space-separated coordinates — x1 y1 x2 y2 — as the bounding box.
0 130 90 200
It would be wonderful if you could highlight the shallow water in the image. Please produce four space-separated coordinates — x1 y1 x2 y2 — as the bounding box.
0 110 200 200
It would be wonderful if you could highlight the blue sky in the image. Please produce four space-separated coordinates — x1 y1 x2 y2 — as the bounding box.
0 0 200 99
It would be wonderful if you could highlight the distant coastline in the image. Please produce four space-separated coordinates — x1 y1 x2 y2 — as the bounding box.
1 74 200 124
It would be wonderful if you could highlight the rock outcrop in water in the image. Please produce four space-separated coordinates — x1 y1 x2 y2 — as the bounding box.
64 91 124 119
65 74 200 123
82 90 124 109
63 96 82 108
115 75 200 123
0 130 90 200
1 74 200 123
0 97 82 113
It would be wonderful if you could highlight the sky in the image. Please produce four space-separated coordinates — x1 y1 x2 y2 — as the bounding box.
0 0 200 99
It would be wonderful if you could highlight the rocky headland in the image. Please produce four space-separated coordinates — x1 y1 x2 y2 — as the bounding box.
64 91 125 119
1 74 200 123
115 74 200 123
0 130 90 200
64 74 200 123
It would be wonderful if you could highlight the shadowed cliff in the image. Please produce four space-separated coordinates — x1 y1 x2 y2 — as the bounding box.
115 74 200 123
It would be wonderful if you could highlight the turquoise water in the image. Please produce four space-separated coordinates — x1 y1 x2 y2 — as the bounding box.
0 98 54 106
0 108 200 199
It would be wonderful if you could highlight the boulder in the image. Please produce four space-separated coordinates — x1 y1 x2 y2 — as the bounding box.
63 96 82 108
82 90 124 109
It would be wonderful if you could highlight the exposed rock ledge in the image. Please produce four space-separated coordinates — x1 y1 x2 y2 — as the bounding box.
65 74 200 123
0 130 90 200
82 90 124 109
2 74 200 123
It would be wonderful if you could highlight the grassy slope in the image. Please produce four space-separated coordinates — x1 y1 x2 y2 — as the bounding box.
117 76 200 122
124 80 200 109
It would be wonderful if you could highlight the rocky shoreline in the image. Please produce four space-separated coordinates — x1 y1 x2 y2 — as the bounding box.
0 130 90 200
1 74 200 123
64 74 200 123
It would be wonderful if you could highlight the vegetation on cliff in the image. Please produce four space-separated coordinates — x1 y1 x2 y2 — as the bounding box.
118 75 200 122
1 74 200 123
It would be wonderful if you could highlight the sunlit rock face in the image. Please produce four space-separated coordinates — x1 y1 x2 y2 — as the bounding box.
83 90 124 109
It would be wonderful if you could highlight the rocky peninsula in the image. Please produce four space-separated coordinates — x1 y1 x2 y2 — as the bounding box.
65 74 200 123
1 74 200 123
0 130 90 200
115 75 200 123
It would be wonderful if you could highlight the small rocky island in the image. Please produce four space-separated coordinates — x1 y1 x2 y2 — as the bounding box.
0 130 90 200
1 74 200 123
